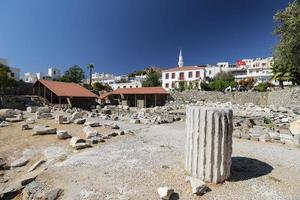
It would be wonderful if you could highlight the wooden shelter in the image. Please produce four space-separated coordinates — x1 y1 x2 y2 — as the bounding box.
32 80 98 108
101 87 169 108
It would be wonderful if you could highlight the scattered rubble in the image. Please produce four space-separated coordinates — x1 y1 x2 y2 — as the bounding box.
157 186 174 200
32 125 57 135
27 159 46 172
69 137 91 150
186 176 208 195
56 130 72 139
10 157 29 168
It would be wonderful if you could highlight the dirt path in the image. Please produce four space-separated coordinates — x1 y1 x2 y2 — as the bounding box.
19 121 300 200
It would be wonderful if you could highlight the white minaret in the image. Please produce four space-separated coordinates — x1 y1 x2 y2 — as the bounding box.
178 48 184 67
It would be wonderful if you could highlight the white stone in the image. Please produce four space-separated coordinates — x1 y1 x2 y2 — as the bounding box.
56 130 71 139
73 118 86 124
280 133 294 144
294 134 300 145
84 121 100 127
289 120 300 135
0 121 10 127
82 126 99 139
185 106 233 183
157 187 174 200
25 118 35 124
0 109 16 118
268 131 280 140
27 159 46 172
32 125 57 135
187 177 207 195
55 115 64 124
74 142 91 150
11 157 29 168
70 111 83 122
259 134 271 142
69 137 86 147
26 106 38 113
130 119 140 124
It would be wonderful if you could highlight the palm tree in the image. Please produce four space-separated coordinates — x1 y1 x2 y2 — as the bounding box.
87 63 94 88
272 62 294 89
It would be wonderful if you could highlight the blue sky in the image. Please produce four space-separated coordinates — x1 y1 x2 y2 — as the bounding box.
0 0 290 76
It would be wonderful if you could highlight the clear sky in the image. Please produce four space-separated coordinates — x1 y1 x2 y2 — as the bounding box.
0 0 291 76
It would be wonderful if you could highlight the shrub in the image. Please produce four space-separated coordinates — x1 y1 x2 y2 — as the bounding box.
214 71 235 82
254 82 268 92
200 82 212 91
209 80 237 91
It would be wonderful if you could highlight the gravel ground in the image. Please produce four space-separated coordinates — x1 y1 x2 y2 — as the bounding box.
1 118 300 200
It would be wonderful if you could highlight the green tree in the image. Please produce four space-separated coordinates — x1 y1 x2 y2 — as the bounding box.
0 64 17 92
92 82 112 92
273 0 300 85
87 63 94 87
254 82 269 92
214 71 235 82
272 62 295 88
142 69 161 87
60 65 84 83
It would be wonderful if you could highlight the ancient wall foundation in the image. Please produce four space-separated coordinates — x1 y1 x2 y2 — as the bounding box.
171 87 300 107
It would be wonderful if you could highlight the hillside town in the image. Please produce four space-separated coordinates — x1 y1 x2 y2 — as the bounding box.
1 1 300 200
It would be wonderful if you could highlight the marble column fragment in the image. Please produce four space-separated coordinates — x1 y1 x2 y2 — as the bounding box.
185 106 233 183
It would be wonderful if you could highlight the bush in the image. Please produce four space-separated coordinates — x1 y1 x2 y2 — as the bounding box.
214 71 235 82
209 80 237 91
200 82 212 91
254 82 268 92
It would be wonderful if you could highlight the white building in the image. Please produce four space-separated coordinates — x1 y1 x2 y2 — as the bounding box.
162 49 206 90
91 72 140 90
110 80 142 90
8 67 21 81
48 68 61 80
91 73 116 84
24 67 61 83
24 72 38 83
245 57 273 82
205 57 273 82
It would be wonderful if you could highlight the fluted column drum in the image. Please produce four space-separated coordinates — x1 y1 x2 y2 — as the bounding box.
185 106 233 183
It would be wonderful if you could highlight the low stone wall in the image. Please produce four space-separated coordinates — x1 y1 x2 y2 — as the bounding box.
171 87 300 107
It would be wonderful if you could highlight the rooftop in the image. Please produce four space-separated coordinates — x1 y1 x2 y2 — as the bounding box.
34 80 98 98
112 87 168 95
162 66 206 72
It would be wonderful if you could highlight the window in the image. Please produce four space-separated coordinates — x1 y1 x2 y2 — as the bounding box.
179 72 184 80
196 71 200 77
209 71 211 75
171 82 175 88
130 86 132 88
123 86 126 88
53 71 56 75
188 72 193 78
165 83 169 88
165 73 169 79
10 72 15 77
171 73 175 79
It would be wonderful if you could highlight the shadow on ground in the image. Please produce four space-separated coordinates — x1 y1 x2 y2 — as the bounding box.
229 156 273 182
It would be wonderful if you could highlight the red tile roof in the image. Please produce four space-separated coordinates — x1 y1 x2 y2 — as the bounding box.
112 87 168 95
162 66 206 72
35 80 98 98
99 92 111 99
